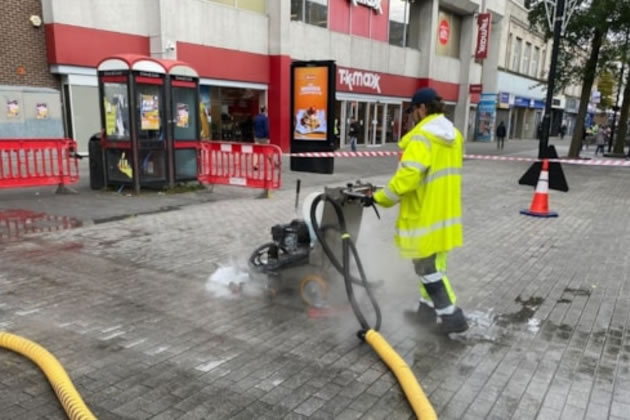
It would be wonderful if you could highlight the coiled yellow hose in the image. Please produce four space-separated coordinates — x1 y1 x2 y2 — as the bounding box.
365 329 437 420
0 331 96 420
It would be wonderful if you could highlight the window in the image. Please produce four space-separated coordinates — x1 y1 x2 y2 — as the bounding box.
531 47 540 77
136 84 164 142
172 87 198 141
522 42 531 75
389 0 410 47
103 82 130 140
291 0 328 28
512 37 522 72
540 48 547 78
506 34 513 68
208 0 266 13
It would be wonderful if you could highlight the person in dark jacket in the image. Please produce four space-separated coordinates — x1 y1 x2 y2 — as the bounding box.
496 121 507 151
253 107 269 169
253 107 269 144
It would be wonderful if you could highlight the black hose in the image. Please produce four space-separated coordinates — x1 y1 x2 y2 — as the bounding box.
309 194 382 333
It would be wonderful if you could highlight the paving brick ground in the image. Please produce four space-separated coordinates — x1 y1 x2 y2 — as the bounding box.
0 139 629 419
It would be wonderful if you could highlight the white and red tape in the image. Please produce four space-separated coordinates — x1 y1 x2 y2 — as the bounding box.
288 151 630 167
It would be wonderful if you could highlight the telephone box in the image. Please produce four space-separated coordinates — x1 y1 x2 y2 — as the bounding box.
97 54 201 193
157 60 200 183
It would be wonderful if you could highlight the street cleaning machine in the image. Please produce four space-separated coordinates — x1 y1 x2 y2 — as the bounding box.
249 180 437 419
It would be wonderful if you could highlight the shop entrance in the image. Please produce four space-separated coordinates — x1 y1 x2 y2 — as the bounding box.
336 97 403 149
367 103 385 146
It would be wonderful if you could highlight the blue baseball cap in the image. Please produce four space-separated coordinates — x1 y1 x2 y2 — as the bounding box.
406 88 441 113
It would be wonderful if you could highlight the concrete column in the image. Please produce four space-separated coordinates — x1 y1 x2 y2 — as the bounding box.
473 14 504 141
408 0 438 74
268 0 292 152
150 0 176 59
454 14 475 137
481 16 503 94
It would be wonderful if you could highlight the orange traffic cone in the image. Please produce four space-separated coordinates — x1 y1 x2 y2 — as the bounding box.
520 159 558 218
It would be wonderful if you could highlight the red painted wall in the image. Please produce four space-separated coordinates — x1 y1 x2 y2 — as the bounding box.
177 42 269 84
329 0 351 33
268 56 292 152
369 0 389 42
329 0 389 42
45 23 149 67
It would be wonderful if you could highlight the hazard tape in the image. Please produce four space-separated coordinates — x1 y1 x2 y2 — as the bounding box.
288 151 630 167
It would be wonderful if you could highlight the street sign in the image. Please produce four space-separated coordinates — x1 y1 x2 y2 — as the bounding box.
469 84 483 94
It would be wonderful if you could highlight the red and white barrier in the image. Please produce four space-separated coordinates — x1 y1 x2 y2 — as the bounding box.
198 141 282 190
0 139 79 189
289 150 630 167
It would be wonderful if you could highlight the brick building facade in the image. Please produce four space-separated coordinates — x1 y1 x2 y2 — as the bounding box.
0 0 60 89
0 0 64 138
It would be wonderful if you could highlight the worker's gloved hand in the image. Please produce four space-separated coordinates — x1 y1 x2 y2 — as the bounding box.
362 195 375 208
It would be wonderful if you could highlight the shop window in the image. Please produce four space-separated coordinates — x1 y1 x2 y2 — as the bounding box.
207 0 266 13
201 85 262 142
435 10 461 58
103 82 130 140
291 0 328 28
522 42 531 75
389 0 410 47
531 46 540 78
172 87 197 141
136 84 164 142
512 37 522 72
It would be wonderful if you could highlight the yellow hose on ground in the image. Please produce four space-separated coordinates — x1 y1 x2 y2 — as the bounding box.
365 329 437 420
0 331 96 420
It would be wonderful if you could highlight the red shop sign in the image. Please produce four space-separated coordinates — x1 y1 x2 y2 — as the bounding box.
439 20 450 45
469 84 483 94
475 13 492 60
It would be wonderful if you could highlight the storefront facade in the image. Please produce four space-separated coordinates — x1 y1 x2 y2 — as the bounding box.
496 70 545 139
42 0 500 153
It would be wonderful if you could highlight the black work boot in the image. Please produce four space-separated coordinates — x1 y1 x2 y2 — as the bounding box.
417 301 437 324
440 308 469 334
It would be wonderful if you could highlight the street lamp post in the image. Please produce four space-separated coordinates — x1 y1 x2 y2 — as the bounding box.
539 0 565 158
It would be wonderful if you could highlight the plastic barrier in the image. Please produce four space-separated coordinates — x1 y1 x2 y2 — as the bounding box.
0 139 79 189
198 141 282 190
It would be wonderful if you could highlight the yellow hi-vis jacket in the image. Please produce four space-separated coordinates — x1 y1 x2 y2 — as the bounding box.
374 113 463 259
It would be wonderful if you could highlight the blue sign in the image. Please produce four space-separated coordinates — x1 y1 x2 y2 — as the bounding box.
533 100 545 109
499 92 510 104
475 93 497 142
514 96 530 107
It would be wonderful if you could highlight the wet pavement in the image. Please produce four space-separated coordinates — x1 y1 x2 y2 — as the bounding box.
0 140 629 419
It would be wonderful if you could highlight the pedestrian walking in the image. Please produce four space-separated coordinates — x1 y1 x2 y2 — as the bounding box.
496 121 507 151
370 87 468 334
348 119 359 152
560 124 567 140
594 127 606 156
253 106 269 169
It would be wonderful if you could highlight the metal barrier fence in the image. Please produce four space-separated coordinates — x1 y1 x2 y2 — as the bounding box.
198 141 282 190
0 139 79 189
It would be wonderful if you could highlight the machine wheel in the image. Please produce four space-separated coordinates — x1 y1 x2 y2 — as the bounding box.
249 242 285 272
300 274 328 308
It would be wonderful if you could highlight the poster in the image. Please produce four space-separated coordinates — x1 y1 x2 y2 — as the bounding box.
140 95 160 130
104 99 116 135
176 103 189 128
475 93 497 142
7 100 19 118
117 152 133 179
293 66 328 140
36 103 48 119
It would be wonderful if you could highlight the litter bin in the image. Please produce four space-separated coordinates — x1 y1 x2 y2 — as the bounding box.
88 133 105 190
